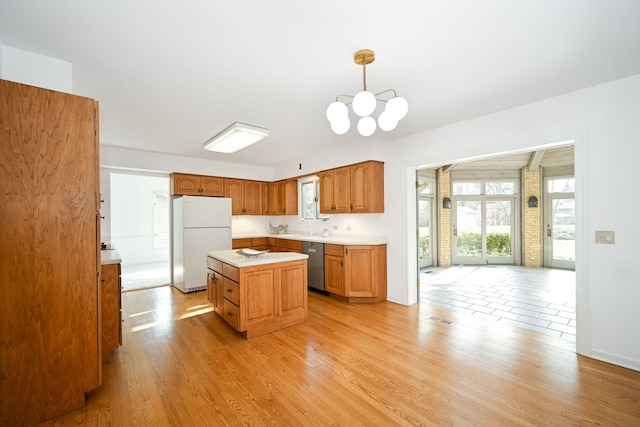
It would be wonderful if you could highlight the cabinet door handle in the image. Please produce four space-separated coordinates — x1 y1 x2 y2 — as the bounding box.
227 289 232 293
227 312 233 316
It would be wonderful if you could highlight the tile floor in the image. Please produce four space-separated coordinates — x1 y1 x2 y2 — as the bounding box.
419 265 576 343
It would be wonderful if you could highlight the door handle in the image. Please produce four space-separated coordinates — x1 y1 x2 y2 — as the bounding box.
547 224 552 237
453 225 457 237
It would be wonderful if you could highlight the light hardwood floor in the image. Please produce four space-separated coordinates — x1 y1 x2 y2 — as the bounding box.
41 286 640 426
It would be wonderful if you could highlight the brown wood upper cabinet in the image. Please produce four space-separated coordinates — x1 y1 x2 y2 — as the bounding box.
225 178 263 215
171 173 224 197
264 179 298 215
319 161 384 214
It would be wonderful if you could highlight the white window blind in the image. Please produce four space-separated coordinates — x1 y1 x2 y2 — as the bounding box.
153 192 169 248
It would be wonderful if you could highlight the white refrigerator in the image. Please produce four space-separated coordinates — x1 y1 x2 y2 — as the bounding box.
172 195 232 293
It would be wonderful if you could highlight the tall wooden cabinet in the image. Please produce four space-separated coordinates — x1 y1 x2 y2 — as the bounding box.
0 80 101 425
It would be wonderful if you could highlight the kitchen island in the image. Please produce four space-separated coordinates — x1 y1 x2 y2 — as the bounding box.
207 250 308 339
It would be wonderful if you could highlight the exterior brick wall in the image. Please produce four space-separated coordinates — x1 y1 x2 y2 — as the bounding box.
522 167 542 267
438 168 452 267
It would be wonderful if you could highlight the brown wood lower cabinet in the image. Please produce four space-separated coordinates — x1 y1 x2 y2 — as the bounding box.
324 244 387 303
101 262 122 362
207 256 308 338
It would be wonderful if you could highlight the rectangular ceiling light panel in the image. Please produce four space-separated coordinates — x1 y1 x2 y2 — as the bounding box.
203 122 269 153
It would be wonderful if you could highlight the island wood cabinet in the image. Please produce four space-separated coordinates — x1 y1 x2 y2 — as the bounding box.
170 173 224 196
224 178 263 215
0 80 101 426
324 243 387 303
319 161 384 214
101 262 122 362
207 256 308 339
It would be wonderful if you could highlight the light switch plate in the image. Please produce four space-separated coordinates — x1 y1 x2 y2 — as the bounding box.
595 230 615 244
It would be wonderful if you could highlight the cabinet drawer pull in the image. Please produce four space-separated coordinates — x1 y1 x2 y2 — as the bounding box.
226 289 232 293
227 312 232 316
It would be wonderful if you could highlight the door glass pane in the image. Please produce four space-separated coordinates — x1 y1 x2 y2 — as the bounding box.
453 182 481 195
486 200 512 256
418 199 430 260
485 182 515 195
456 200 482 256
552 198 575 261
548 178 575 193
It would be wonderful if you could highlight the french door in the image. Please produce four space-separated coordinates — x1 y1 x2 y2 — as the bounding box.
452 197 516 265
417 196 435 268
544 177 575 269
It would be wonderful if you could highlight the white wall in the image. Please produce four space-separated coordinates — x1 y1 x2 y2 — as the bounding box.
109 171 170 266
0 44 72 93
380 74 640 371
101 145 273 181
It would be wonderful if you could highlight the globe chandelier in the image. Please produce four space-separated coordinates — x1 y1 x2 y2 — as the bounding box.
326 49 408 136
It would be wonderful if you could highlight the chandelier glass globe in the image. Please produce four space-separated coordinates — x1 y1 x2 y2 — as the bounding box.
352 91 377 117
326 101 348 122
357 116 376 136
330 117 351 135
385 96 408 120
378 111 398 131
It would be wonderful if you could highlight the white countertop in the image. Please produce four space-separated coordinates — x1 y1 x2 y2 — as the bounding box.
101 248 122 265
232 232 387 245
208 249 308 268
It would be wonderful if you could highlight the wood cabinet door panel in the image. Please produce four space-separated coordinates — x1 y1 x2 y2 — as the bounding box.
333 166 351 213
324 254 345 295
224 179 245 215
101 263 121 361
171 173 201 196
278 263 308 315
345 246 375 297
242 269 276 328
283 179 298 215
201 176 224 197
244 180 263 215
318 171 334 214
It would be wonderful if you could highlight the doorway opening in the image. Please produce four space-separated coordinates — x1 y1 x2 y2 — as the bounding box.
415 143 576 344
110 172 171 291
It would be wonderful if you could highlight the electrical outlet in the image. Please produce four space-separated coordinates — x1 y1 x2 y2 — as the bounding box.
346 225 351 231
595 230 615 244
333 225 338 230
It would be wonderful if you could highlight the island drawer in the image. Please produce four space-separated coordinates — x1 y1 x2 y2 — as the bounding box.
222 299 240 331
222 263 239 282
222 277 240 305
207 256 223 273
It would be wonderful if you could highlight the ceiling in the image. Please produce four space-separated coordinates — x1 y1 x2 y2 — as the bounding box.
1 1 639 169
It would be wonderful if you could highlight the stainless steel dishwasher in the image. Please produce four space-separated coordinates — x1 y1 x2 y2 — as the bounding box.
301 241 325 292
